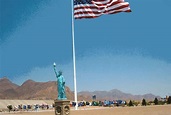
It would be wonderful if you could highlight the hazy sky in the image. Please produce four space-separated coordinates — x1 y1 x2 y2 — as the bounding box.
0 0 171 97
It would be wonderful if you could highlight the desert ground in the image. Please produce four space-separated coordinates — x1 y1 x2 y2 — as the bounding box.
1 105 171 115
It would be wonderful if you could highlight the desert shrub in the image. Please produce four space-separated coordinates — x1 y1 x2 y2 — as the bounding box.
128 100 133 106
7 105 13 112
154 98 158 105
142 99 146 106
167 96 171 104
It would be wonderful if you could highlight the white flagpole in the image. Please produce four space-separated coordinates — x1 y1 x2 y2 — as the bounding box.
71 0 78 110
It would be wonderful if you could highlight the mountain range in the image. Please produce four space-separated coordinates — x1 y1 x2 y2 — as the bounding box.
0 77 160 101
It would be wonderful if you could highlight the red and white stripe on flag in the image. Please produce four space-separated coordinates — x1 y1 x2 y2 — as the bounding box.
74 0 131 19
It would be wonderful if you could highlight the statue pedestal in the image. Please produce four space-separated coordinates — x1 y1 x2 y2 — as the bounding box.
54 100 70 115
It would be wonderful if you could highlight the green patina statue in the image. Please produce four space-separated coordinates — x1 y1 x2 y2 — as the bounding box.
53 63 67 100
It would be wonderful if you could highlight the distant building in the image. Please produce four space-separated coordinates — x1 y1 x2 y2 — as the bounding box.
160 95 168 102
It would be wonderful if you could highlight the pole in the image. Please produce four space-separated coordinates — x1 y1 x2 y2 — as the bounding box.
71 0 78 110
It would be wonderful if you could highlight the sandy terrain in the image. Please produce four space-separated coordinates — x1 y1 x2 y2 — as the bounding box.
1 105 171 115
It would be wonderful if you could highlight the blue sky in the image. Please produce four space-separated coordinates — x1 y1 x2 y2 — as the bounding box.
0 0 171 97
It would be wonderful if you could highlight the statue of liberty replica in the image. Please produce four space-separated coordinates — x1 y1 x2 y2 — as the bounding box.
53 62 70 115
53 62 67 100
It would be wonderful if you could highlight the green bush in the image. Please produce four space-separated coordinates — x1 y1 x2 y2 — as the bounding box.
128 100 134 106
7 105 13 112
167 96 171 104
142 99 146 106
154 98 158 105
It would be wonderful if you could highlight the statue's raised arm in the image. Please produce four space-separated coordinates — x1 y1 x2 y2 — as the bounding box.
53 62 58 77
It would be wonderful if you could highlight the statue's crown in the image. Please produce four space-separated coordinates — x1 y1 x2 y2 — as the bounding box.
58 71 62 75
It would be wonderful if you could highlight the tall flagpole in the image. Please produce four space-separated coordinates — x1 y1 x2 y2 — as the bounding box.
71 0 78 110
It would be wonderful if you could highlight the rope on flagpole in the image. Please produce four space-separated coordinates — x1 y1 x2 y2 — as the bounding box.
71 0 78 110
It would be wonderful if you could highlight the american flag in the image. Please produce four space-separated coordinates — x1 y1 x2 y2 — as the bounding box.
74 0 131 19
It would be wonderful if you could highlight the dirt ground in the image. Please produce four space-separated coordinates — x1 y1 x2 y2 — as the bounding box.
2 105 171 115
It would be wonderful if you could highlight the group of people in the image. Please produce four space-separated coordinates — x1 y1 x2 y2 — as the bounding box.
7 104 52 112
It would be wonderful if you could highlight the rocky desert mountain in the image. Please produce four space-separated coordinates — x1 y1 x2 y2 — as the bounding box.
0 77 160 101
0 77 74 100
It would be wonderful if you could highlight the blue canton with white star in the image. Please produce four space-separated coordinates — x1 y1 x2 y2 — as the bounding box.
74 0 92 5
